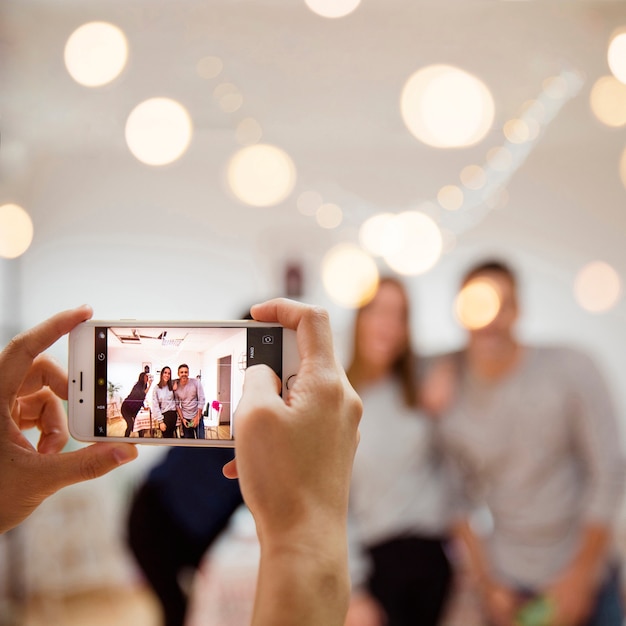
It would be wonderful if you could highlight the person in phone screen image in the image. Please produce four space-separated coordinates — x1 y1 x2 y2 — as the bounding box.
433 260 626 626
120 371 151 437
174 363 206 439
152 366 178 438
343 276 455 626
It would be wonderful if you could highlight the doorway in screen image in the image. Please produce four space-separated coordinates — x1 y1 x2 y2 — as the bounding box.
217 355 232 427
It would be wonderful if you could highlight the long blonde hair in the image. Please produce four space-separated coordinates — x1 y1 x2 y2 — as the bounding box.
346 276 419 408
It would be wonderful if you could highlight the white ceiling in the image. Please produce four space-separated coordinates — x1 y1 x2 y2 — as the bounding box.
1 0 625 294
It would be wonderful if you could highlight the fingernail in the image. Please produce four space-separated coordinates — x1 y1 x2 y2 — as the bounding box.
112 446 136 465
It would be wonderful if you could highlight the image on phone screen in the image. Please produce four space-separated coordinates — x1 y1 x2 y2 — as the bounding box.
93 325 283 441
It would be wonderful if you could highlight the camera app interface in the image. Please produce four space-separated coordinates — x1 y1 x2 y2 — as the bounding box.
94 326 282 440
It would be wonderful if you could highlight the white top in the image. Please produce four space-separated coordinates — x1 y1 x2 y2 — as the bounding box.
152 384 176 422
348 375 454 588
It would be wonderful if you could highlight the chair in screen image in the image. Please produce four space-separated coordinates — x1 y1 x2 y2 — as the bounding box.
203 400 222 439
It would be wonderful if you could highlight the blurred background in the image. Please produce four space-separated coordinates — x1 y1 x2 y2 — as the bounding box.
1 0 626 624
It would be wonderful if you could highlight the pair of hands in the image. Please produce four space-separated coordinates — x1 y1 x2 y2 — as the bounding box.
0 299 362 553
481 568 595 626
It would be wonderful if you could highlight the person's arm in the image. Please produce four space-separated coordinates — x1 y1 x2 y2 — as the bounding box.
453 519 520 626
546 524 612 625
0 305 137 534
151 386 166 431
223 299 362 626
542 350 625 625
194 380 205 427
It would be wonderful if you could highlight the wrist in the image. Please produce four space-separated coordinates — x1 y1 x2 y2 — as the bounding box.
255 526 350 626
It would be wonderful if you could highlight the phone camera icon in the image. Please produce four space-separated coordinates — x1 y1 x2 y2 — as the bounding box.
262 335 274 344
97 352 106 361
98 331 106 339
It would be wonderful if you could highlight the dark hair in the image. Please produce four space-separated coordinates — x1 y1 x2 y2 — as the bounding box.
346 276 418 408
462 259 517 290
178 363 189 373
138 372 148 384
158 366 173 391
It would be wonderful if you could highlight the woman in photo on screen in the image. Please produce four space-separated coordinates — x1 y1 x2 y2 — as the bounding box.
120 371 150 437
152 366 179 438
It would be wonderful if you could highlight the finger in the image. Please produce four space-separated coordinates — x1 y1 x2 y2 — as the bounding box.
38 442 137 492
237 364 282 415
222 458 239 479
233 365 284 437
17 355 70 400
14 389 70 453
250 298 335 366
0 305 93 400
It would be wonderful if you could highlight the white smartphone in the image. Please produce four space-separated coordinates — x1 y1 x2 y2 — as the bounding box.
68 320 299 447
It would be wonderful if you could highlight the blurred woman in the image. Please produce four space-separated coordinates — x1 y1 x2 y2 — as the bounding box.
120 371 150 437
152 366 178 438
344 276 454 626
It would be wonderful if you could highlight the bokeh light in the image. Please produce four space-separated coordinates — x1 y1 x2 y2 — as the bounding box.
503 118 530 144
381 211 443 275
227 144 296 207
590 76 626 127
543 76 568 99
322 244 379 308
196 56 223 79
455 277 502 330
574 261 622 313
64 22 128 87
0 203 34 259
486 146 513 172
521 99 546 124
236 118 263 145
437 185 464 211
214 83 243 113
316 203 343 229
608 31 626 84
297 190 323 216
305 0 361 19
460 164 487 190
359 212 394 256
401 64 495 148
125 98 192 166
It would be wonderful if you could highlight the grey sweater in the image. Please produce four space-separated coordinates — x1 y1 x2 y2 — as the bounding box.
439 345 625 588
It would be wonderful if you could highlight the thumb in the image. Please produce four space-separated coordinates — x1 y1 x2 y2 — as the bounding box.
238 364 282 410
37 443 138 492
222 457 238 479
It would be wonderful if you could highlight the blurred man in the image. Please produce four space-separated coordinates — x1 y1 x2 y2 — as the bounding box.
437 260 625 626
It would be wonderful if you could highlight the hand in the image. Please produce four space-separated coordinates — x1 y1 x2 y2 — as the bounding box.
0 305 138 534
344 591 387 626
544 565 595 626
223 298 362 625
223 298 362 536
159 422 166 432
480 580 521 626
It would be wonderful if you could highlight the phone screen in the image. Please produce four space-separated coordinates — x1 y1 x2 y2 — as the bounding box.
93 324 283 441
